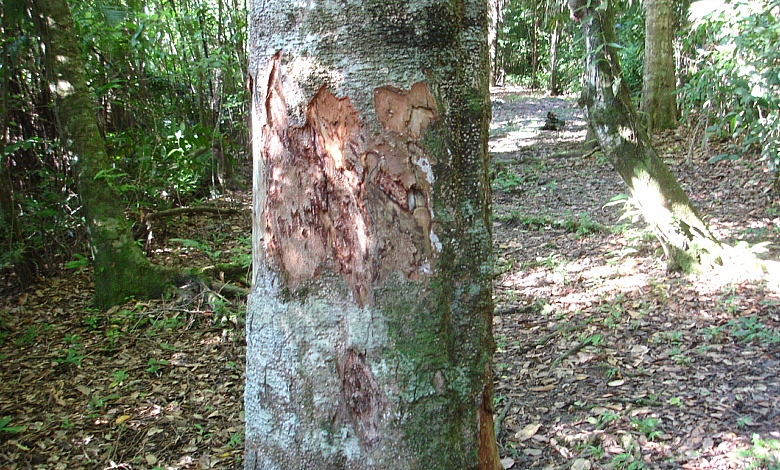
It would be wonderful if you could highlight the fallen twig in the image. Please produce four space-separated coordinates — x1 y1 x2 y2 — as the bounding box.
494 397 516 440
550 340 588 368
143 205 240 222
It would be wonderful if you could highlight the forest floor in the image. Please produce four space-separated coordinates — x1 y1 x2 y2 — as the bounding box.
1 90 779 470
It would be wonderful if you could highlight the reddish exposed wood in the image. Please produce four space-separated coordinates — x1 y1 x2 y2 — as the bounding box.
477 370 503 470
261 54 440 305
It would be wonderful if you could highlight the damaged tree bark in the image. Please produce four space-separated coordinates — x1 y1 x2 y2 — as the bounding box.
245 1 500 469
569 0 722 271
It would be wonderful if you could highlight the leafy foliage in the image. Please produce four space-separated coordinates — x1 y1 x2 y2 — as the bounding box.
1 0 248 283
613 2 645 99
679 0 780 175
498 0 583 92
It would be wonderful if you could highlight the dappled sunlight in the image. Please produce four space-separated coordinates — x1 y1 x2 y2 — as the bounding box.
490 97 780 470
500 253 657 312
490 118 588 154
490 127 544 152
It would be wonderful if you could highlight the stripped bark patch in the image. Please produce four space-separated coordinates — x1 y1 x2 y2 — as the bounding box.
374 82 437 139
261 65 440 304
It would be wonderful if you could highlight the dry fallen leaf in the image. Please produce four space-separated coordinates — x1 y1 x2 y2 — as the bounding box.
514 423 542 441
500 457 516 469
571 458 592 470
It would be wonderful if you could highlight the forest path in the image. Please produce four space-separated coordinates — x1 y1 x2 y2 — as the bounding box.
489 90 780 469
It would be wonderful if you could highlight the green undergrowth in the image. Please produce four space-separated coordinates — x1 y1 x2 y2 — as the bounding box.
494 210 609 236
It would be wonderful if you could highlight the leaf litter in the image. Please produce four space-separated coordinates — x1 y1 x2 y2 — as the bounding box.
491 89 780 470
0 91 778 469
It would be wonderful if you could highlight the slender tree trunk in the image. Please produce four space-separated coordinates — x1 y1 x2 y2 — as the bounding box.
489 0 506 86
0 160 34 287
641 0 677 130
245 1 501 469
1 4 35 288
549 19 562 95
569 0 720 271
531 16 540 89
32 0 179 309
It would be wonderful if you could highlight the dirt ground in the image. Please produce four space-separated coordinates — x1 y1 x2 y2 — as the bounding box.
1 90 778 469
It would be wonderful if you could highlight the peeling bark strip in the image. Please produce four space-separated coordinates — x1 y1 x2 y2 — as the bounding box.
478 379 501 468
261 54 440 305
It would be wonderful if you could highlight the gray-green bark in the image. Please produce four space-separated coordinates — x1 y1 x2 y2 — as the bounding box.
569 0 720 271
641 0 677 130
32 0 179 309
549 18 563 95
245 1 501 469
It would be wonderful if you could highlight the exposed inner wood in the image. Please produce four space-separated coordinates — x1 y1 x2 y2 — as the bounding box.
261 67 440 305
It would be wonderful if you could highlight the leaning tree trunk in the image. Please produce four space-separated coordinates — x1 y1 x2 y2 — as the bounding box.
245 1 501 469
568 0 720 271
641 0 677 130
32 0 179 309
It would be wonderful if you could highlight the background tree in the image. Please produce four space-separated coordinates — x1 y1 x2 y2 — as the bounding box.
245 0 501 468
641 0 677 130
489 0 508 86
31 0 183 309
2 0 248 299
568 0 722 270
498 0 583 93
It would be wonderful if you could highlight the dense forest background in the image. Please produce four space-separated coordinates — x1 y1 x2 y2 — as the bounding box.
1 0 249 288
2 0 779 287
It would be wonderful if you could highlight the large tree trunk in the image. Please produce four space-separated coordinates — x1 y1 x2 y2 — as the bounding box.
569 0 720 271
641 0 677 130
245 1 501 469
32 0 179 309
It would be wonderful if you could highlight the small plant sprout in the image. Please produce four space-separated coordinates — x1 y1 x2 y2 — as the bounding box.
736 415 754 428
109 370 129 388
54 347 84 366
146 358 169 374
631 416 662 441
668 396 683 406
736 434 780 469
0 416 26 434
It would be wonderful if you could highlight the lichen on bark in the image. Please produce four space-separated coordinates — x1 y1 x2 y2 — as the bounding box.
246 1 501 468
